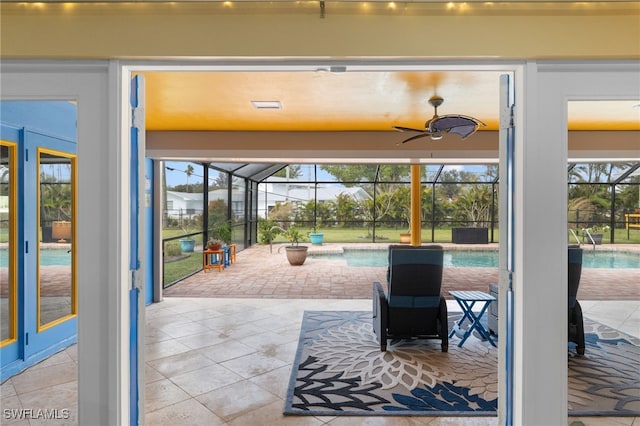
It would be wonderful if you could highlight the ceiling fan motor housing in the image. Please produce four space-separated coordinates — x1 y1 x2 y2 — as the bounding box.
428 95 444 109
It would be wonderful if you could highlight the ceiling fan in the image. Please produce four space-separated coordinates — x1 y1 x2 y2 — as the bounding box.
394 95 486 145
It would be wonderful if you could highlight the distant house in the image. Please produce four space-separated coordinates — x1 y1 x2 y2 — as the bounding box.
166 179 372 221
165 189 246 220
257 178 371 217
165 191 203 220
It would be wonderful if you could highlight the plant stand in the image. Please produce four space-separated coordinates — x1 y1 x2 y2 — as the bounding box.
203 249 224 272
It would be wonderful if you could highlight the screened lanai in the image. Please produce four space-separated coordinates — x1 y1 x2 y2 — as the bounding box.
159 160 640 287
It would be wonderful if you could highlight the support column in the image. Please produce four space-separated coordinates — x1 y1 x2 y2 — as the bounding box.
410 164 421 246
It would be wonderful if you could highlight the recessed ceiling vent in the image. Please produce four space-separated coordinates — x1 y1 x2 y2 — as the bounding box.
251 100 282 110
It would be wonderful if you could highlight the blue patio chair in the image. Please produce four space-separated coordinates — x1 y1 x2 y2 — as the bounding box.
372 244 449 352
568 245 585 355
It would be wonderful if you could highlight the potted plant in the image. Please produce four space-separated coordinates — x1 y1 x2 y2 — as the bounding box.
399 231 411 244
179 222 197 253
308 222 324 245
584 225 609 245
179 238 196 253
284 227 308 265
204 221 232 251
206 237 223 251
214 221 232 245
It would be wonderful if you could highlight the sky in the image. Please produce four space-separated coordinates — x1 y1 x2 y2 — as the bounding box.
162 161 503 188
163 161 335 188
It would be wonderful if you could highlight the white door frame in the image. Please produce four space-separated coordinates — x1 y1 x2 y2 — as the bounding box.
3 59 637 426
1 60 129 426
123 59 523 425
514 60 640 425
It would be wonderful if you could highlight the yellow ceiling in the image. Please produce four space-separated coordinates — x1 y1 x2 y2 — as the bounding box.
140 70 640 133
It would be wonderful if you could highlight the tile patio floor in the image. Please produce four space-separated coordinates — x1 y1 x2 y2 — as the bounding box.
2 243 638 425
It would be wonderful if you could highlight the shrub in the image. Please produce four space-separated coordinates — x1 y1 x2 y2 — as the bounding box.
258 218 280 244
165 241 183 257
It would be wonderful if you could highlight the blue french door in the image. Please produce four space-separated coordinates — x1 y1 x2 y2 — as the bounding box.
498 74 516 425
1 101 78 379
129 74 148 425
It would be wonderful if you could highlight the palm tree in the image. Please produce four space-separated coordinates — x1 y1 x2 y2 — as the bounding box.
185 164 194 193
454 184 493 227
273 164 303 179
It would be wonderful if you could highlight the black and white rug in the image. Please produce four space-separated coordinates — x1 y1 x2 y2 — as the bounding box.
284 310 640 417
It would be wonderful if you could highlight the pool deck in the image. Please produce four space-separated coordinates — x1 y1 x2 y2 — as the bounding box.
164 243 640 301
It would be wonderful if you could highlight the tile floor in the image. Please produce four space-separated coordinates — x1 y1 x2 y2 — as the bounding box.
2 243 638 425
1 297 638 426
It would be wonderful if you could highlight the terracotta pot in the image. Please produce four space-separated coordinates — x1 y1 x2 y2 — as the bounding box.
207 244 222 251
285 246 308 265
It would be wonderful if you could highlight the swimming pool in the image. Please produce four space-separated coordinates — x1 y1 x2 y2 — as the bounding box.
310 249 640 269
0 248 72 267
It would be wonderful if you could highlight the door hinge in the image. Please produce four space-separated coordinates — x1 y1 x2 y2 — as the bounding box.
500 104 515 129
131 270 143 291
132 106 145 129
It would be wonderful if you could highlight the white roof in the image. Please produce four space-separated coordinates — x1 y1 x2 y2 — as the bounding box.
267 185 371 203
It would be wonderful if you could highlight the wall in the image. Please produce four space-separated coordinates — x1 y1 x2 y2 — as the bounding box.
1 2 639 59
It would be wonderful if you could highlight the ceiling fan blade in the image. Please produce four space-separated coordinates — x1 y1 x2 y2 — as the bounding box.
393 126 424 133
397 132 431 145
430 115 486 139
447 125 478 139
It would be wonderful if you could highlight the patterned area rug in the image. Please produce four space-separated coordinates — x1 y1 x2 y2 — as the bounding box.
284 310 640 417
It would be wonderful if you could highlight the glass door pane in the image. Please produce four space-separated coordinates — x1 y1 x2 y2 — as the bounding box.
38 149 76 329
1 142 16 344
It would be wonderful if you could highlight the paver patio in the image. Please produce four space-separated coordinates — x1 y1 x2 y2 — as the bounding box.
164 243 640 301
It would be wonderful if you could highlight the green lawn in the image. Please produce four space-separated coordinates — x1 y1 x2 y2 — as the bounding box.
267 227 500 244
570 228 640 245
616 228 640 244
267 226 640 245
163 251 202 286
162 228 203 240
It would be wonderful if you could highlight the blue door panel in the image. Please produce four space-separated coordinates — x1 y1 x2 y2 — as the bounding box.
0 102 78 379
1 124 22 142
23 130 77 358
1 101 76 141
129 74 144 425
129 287 139 426
145 158 154 305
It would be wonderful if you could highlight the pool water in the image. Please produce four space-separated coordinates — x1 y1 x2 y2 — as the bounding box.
581 251 640 269
310 249 640 269
39 249 72 266
0 248 72 267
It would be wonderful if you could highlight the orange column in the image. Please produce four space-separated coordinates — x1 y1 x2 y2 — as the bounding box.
410 164 421 246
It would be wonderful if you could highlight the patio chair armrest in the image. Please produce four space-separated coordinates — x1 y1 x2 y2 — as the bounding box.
373 282 387 313
372 282 388 348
